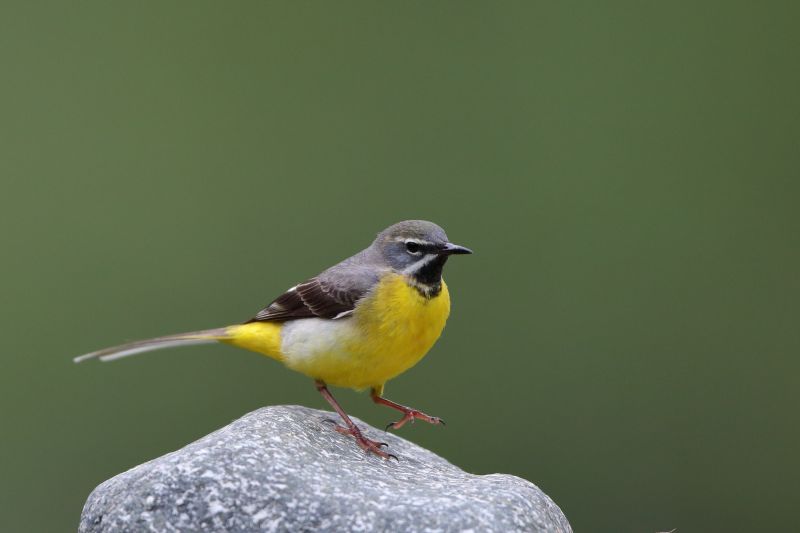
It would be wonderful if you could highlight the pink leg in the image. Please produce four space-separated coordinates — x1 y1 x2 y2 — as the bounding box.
371 388 446 430
316 380 396 460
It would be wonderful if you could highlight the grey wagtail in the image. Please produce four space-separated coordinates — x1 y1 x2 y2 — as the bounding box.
76 220 472 459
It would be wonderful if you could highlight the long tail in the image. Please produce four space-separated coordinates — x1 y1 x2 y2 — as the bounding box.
73 327 230 363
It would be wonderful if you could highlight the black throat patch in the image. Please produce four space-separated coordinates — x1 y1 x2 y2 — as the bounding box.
409 255 448 298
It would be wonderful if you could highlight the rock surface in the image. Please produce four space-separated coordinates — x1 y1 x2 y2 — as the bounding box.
79 405 571 532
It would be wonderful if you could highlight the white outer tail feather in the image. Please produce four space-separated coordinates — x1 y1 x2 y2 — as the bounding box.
73 329 228 363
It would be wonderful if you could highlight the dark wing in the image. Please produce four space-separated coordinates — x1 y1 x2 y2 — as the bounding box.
246 277 362 323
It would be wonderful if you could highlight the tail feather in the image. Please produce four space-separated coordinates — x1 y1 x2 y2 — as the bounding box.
73 328 230 363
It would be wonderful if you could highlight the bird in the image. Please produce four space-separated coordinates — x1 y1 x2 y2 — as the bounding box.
75 220 472 459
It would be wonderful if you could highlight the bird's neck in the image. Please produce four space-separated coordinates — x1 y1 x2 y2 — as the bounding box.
406 255 448 298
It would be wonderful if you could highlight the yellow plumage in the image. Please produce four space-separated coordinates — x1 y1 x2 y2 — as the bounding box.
222 321 284 362
223 274 450 391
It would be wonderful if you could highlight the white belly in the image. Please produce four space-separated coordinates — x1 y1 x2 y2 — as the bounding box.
280 318 359 371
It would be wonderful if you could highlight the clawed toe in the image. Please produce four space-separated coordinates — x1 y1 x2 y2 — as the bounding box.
371 392 445 433
385 410 446 431
325 422 396 459
355 437 395 459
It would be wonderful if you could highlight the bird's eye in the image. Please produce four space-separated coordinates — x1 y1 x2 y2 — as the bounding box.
405 241 421 254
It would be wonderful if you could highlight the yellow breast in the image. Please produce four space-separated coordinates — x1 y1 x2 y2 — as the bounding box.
343 274 451 388
284 274 451 389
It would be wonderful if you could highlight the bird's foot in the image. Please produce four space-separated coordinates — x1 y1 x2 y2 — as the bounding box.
324 420 397 460
385 408 446 431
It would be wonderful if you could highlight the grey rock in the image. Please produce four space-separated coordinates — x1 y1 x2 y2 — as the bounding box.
79 405 571 532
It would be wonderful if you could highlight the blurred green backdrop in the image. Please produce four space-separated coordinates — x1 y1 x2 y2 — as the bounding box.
1 2 798 532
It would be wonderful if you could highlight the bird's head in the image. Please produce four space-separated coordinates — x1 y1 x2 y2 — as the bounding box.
373 220 472 294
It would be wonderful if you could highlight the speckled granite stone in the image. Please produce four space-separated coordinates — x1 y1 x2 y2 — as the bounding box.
78 405 571 532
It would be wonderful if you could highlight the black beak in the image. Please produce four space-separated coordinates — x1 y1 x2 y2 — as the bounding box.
440 242 473 255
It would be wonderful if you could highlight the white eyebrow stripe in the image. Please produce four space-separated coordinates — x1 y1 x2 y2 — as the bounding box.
402 253 438 274
394 237 434 246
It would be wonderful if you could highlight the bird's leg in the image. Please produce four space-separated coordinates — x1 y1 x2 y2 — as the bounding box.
371 387 446 430
315 380 396 460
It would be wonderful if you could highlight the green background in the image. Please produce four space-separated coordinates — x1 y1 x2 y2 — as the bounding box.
1 2 798 531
